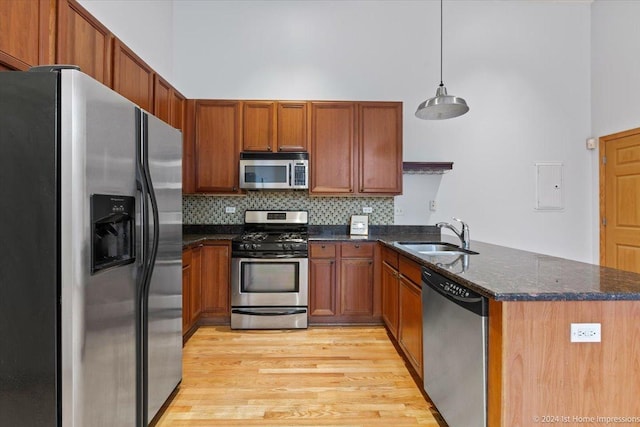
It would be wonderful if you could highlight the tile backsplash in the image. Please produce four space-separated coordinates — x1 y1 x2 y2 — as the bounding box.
183 192 394 225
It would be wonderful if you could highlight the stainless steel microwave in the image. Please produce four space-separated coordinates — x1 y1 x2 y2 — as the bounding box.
239 152 309 190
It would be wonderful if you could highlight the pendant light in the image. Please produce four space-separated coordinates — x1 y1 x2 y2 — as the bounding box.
415 0 469 120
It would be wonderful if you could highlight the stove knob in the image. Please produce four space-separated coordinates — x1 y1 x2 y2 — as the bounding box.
252 244 258 250
283 244 291 250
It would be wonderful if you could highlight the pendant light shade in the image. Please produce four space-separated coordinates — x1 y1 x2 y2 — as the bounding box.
415 0 469 120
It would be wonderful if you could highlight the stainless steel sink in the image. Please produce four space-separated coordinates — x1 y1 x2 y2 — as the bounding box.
395 242 479 256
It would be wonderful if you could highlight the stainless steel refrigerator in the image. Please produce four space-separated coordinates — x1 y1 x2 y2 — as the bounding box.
0 66 183 426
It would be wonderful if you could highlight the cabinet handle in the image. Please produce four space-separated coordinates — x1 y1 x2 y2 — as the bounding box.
368 261 373 265
354 244 360 248
279 147 282 151
233 186 237 191
321 244 326 249
268 145 271 151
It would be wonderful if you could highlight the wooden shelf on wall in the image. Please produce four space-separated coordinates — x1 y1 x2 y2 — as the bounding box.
402 162 453 175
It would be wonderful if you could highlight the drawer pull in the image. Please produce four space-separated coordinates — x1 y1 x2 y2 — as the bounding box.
354 244 360 249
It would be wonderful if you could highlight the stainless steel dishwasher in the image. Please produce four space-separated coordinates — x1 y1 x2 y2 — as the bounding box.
422 267 488 427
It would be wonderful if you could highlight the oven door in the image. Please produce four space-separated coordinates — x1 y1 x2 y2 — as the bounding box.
231 257 308 307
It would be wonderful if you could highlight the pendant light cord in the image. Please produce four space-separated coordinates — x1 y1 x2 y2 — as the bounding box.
440 0 443 87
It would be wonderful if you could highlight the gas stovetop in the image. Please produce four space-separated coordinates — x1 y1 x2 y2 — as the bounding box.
232 210 309 256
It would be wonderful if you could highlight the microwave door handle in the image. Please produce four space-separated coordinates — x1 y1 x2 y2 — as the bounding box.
289 163 292 187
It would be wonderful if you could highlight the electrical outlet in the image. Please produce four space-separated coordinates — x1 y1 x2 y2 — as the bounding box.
429 200 437 211
225 206 236 214
570 323 601 343
394 206 404 216
362 207 373 213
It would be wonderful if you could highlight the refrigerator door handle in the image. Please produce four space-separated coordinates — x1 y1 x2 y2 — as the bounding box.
139 111 161 427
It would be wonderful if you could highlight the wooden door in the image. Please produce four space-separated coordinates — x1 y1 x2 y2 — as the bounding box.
0 0 54 70
153 74 172 124
398 277 423 378
340 242 375 318
243 101 275 152
308 243 337 321
182 100 196 194
189 245 202 326
182 249 192 335
277 101 308 152
56 0 112 85
194 100 241 193
310 102 356 194
309 257 337 317
601 128 640 273
200 243 231 318
112 38 154 111
358 102 403 194
170 87 186 132
381 262 399 339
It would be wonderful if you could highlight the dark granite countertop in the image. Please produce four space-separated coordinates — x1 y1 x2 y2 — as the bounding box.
182 225 640 302
380 237 640 302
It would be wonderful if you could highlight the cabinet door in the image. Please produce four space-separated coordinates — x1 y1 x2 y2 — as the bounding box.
358 102 402 194
189 245 202 326
243 101 275 152
56 0 111 85
112 38 154 112
182 249 192 335
182 100 196 194
381 262 399 339
399 277 423 378
340 258 374 317
277 101 308 152
0 0 53 70
170 87 186 132
153 74 172 124
309 257 336 317
310 102 356 194
200 243 230 317
194 100 241 193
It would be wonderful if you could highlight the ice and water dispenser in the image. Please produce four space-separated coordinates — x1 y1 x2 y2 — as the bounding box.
91 194 135 273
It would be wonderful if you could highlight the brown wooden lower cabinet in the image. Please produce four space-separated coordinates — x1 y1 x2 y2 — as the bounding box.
200 242 231 322
182 241 231 340
309 241 381 324
379 245 423 379
398 273 422 378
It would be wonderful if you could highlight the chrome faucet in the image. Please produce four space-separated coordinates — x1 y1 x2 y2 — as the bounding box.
436 217 470 249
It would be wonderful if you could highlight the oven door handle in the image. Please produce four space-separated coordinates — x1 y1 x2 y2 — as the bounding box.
232 308 307 316
233 253 308 259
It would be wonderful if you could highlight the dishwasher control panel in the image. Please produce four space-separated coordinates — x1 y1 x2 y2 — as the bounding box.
422 267 488 316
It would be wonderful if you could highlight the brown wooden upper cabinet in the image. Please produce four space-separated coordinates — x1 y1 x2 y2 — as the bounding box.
112 38 154 112
242 101 308 152
310 102 357 194
0 0 54 71
310 101 402 195
154 74 186 131
358 102 403 194
193 100 242 193
56 0 112 86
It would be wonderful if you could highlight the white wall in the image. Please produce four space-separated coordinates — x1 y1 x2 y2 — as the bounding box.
590 0 640 263
74 0 606 262
173 0 593 262
77 0 176 84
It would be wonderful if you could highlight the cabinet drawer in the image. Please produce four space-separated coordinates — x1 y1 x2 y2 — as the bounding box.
310 242 337 258
381 246 399 269
399 255 421 286
341 242 374 258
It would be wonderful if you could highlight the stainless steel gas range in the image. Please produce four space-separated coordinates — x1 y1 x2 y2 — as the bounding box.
230 210 309 329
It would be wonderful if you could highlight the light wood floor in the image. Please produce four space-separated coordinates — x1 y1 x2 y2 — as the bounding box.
154 326 445 427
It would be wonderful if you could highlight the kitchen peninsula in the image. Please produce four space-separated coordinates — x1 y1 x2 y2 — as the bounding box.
184 227 640 427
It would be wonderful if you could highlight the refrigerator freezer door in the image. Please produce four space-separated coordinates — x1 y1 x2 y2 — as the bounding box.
0 71 60 427
59 70 139 427
144 112 183 422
